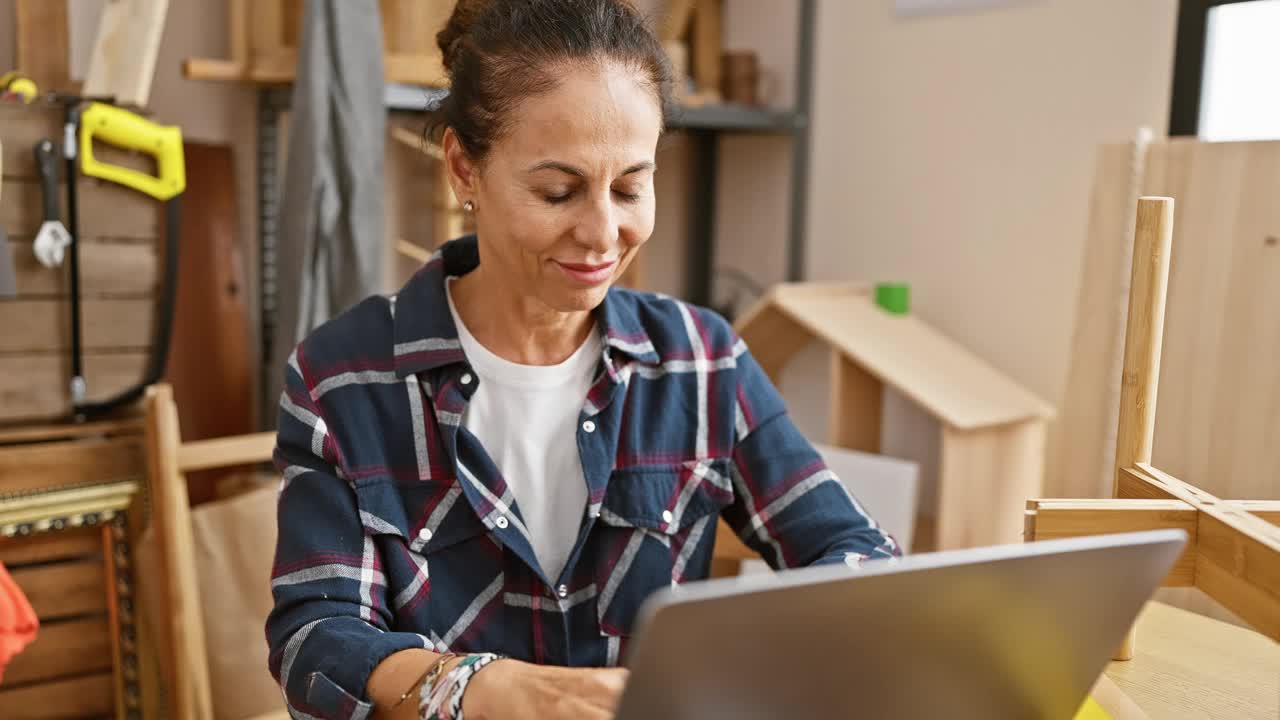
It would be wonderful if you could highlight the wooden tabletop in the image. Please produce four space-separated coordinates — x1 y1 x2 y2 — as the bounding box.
1103 602 1279 719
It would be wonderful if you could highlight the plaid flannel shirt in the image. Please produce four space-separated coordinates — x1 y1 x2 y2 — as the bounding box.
266 237 900 719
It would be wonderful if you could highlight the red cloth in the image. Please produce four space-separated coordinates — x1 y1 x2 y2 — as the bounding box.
0 562 39 684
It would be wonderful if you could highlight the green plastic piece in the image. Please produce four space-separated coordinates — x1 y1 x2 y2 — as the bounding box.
875 283 910 315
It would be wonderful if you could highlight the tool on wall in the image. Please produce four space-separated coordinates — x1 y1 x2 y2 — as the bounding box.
0 141 17 298
32 139 72 268
0 71 38 104
55 99 185 417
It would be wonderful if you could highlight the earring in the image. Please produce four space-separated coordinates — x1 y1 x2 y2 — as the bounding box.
462 200 475 213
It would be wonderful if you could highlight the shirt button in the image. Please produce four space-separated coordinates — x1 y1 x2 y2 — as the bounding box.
417 527 433 542
661 510 674 524
460 373 473 385
494 516 510 529
582 420 596 433
557 584 569 598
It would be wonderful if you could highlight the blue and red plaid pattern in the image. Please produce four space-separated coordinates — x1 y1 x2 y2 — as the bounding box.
266 237 901 719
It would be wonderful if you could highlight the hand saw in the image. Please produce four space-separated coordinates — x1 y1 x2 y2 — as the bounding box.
64 101 185 416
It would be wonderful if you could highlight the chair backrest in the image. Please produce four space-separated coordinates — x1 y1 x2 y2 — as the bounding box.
143 384 275 720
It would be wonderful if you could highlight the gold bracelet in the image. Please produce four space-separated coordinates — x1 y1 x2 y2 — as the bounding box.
393 652 459 708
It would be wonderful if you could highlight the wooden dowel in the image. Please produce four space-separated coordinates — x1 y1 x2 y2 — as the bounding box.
1111 196 1175 661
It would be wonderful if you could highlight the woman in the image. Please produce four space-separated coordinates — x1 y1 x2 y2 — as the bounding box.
267 1 899 718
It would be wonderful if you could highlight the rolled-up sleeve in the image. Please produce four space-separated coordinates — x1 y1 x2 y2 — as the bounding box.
722 341 902 569
265 353 422 719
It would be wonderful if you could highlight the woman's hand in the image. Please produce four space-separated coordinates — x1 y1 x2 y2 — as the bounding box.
463 658 629 720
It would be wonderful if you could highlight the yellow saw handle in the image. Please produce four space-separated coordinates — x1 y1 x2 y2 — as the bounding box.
79 102 185 201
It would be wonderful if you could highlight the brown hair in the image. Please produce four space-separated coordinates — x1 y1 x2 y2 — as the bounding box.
431 0 673 160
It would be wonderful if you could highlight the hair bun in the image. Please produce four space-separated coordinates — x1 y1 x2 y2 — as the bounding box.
437 0 488 75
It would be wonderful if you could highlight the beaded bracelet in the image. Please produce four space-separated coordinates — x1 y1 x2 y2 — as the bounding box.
419 652 504 720
394 653 458 709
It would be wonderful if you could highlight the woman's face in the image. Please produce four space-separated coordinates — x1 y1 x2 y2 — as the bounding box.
448 60 663 312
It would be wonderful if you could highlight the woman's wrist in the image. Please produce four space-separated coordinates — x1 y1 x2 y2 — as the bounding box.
420 653 508 720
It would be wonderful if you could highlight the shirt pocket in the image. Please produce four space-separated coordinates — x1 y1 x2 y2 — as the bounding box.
595 457 734 638
354 479 495 630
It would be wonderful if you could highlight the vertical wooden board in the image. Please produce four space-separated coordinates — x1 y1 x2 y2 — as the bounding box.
1145 141 1280 500
0 352 151 422
230 0 250 66
9 559 109 619
83 0 171 108
828 351 882 453
0 672 115 719
15 0 73 95
732 302 813 386
0 105 63 177
1051 144 1131 498
1 616 114 686
937 420 1046 550
692 0 722 95
254 0 287 57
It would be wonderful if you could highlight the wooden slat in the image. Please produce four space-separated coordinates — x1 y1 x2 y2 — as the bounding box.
828 350 882 453
0 352 150 422
1117 466 1178 500
83 0 171 108
733 300 815 386
229 0 250 67
384 53 449 88
1024 499 1197 585
1194 508 1280 641
178 432 276 471
1235 501 1280 526
6 238 158 297
662 0 697 43
0 416 143 445
253 0 286 59
9 558 109 619
0 177 160 239
0 299 153 353
15 0 72 95
0 435 144 496
2 616 113 686
0 526 101 566
0 671 115 719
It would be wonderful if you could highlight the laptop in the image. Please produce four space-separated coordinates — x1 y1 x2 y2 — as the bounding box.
615 530 1186 720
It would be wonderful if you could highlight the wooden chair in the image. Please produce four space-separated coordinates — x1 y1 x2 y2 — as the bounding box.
142 383 277 720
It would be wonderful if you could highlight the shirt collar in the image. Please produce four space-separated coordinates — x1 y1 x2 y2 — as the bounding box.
392 236 659 378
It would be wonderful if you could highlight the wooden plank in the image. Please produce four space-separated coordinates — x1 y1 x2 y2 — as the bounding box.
0 177 161 239
1117 466 1177 500
0 352 150 422
662 0 697 42
15 0 73 95
83 0 171 108
1024 499 1197 585
6 238 157 297
253 0 286 60
9 558 109 620
178 432 276 471
936 420 1046 550
0 435 144 496
828 350 882 453
1105 601 1280 720
692 0 722 97
1235 500 1280 526
181 57 248 82
1114 197 1174 491
1051 144 1141 498
1194 508 1280 641
0 298 153 353
759 284 1054 429
229 0 250 67
0 671 115 719
0 526 102 566
733 300 814 386
144 384 215 720
0 416 143 445
2 616 114 686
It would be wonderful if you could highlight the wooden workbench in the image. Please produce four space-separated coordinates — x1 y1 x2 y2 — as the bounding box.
1103 602 1279 719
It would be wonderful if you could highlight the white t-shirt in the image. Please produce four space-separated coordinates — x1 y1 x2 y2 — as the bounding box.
446 279 599 580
